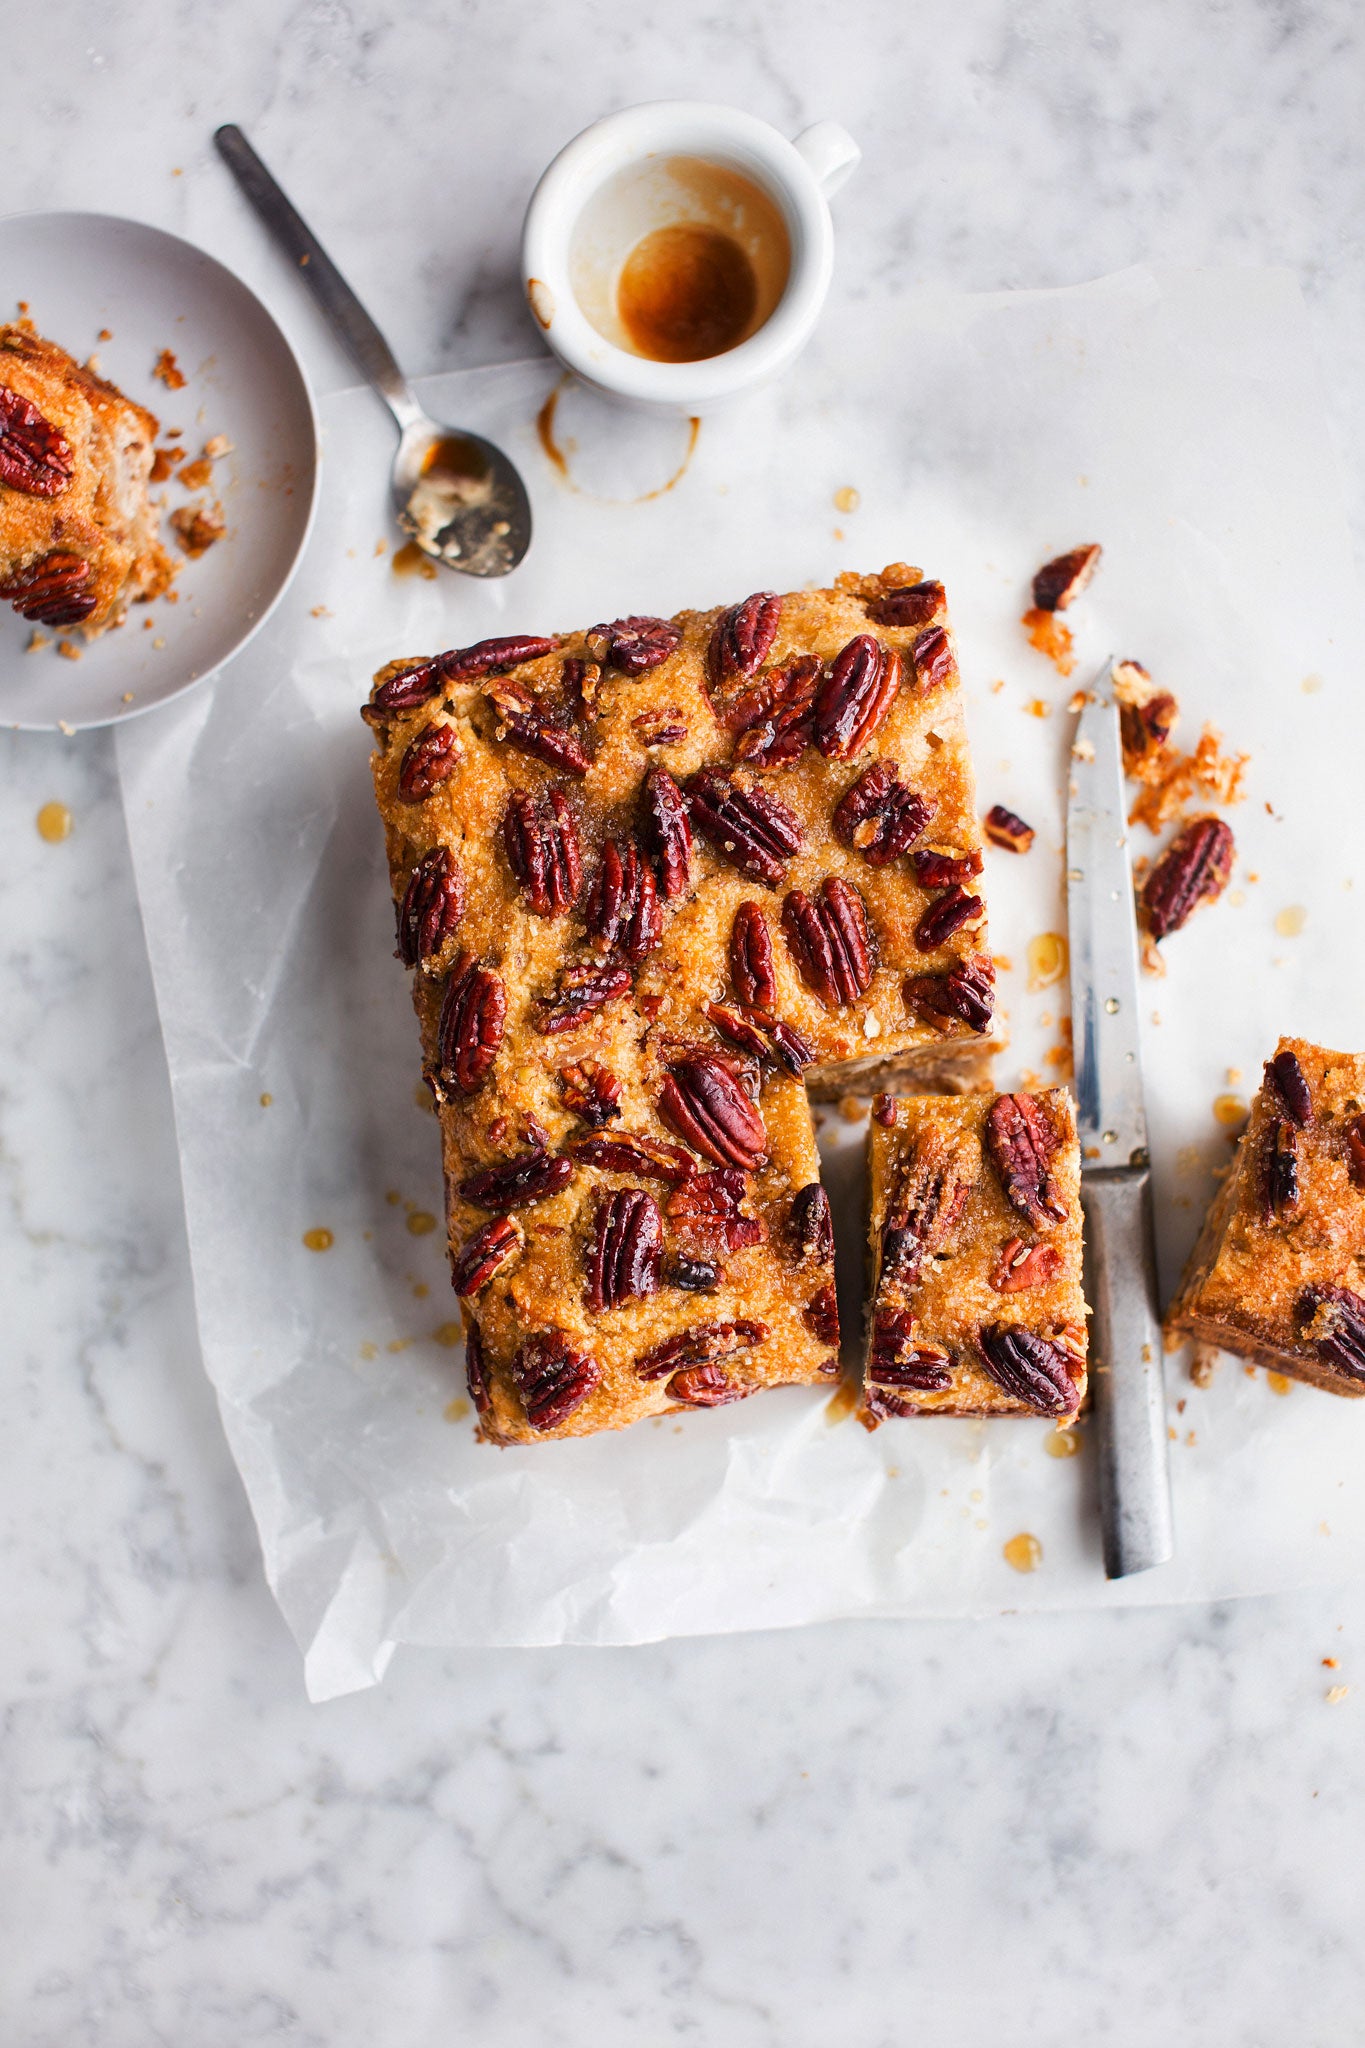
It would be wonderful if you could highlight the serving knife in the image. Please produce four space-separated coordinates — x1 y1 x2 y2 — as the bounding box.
1067 666 1174 1578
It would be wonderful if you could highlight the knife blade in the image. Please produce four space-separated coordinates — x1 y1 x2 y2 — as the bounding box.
1067 663 1174 1579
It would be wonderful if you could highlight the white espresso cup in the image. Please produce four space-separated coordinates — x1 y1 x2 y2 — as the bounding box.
521 100 860 414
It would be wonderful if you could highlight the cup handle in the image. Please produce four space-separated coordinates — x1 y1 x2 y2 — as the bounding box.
791 121 861 198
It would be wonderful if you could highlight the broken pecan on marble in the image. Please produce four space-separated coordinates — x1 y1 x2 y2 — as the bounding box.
1032 545 1101 612
984 805 1035 854
1142 816 1234 941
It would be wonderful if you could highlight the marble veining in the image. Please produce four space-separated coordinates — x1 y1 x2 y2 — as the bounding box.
3 1 1364 2041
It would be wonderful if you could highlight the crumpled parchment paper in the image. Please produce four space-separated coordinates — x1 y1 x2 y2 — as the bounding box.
118 267 1365 1699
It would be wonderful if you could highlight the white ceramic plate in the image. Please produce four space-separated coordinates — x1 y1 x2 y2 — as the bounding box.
0 212 319 732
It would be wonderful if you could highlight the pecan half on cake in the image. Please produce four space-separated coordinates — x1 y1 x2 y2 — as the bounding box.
1166 1038 1365 1396
861 1088 1088 1422
0 322 175 636
363 566 995 1441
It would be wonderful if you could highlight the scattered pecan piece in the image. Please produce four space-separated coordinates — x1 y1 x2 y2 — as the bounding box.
909 626 955 694
586 1188 664 1309
642 766 693 899
459 1149 574 1210
451 1216 524 1297
790 1182 834 1264
867 1309 953 1390
1113 659 1178 776
557 1060 622 1128
833 761 935 866
0 389 74 496
485 677 591 776
1298 1284 1365 1383
706 591 781 691
1345 1114 1365 1191
465 1321 493 1420
666 1364 751 1407
1032 544 1101 612
584 839 661 961
503 787 582 917
903 953 995 1034
668 1256 721 1292
658 1051 768 1170
781 878 876 1009
534 961 633 1034
0 551 96 627
513 1330 601 1429
586 614 681 675
1265 1049 1313 1127
636 1318 768 1381
566 1132 695 1182
1261 1116 1300 1222
879 1131 976 1291
685 769 803 886
1141 815 1234 941
977 1324 1081 1414
731 654 822 768
398 722 461 801
632 706 688 747
910 846 983 889
666 1169 765 1255
990 1239 1064 1293
812 634 902 758
914 884 985 953
864 578 944 630
804 1283 840 1346
985 1093 1067 1229
730 902 776 1010
984 804 1035 854
395 845 467 966
432 954 506 1096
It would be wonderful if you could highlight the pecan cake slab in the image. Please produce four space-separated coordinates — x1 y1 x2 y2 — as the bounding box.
1166 1038 1365 1395
364 566 996 1442
0 322 176 636
861 1088 1088 1423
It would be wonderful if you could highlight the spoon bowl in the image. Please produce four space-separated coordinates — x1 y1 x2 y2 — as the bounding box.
216 124 532 578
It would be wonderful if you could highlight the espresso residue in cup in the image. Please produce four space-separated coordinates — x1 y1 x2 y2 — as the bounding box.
570 156 790 364
617 223 757 363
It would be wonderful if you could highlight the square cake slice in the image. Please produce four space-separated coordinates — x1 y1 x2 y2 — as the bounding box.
861 1088 1088 1422
1166 1038 1365 1395
0 322 175 636
363 565 994 1441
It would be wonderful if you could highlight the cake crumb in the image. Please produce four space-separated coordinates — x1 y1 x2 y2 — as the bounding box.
1325 1685 1350 1705
26 629 49 652
839 1095 869 1123
153 347 187 389
56 639 81 661
1021 606 1076 676
170 501 227 557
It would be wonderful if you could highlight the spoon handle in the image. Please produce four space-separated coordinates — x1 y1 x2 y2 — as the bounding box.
214 123 423 433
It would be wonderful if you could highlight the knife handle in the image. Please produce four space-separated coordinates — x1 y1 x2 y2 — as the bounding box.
1081 1167 1175 1578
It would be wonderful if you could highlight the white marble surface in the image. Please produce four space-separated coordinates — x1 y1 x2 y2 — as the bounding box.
4 2 1364 2040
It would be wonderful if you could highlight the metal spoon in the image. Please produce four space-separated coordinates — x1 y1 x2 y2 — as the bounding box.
214 123 531 578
